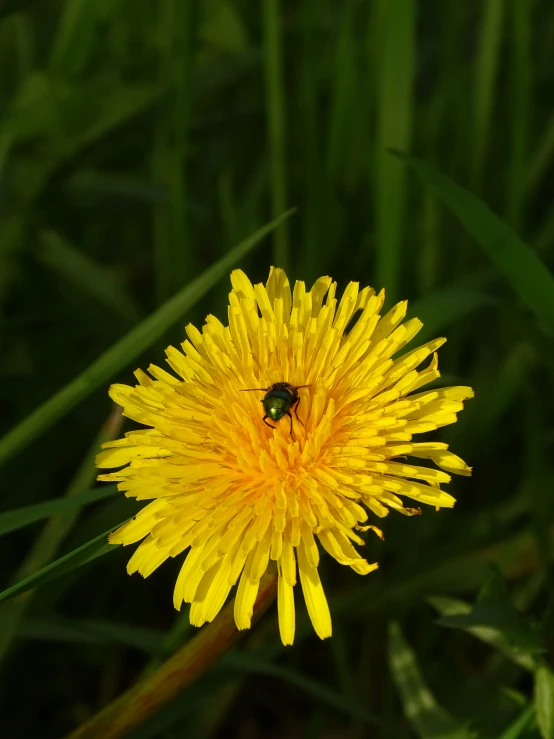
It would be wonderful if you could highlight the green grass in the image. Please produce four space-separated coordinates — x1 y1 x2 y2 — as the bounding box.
1 1 554 737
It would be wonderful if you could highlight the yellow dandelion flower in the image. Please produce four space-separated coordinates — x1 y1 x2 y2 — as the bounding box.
96 268 473 646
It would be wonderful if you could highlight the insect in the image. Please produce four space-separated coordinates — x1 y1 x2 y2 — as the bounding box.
241 382 310 437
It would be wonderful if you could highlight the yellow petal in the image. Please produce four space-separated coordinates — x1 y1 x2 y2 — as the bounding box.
297 542 332 640
174 546 204 610
277 573 295 646
234 550 259 630
109 499 168 545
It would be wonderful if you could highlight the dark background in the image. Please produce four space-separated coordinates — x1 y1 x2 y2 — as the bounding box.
0 1 553 737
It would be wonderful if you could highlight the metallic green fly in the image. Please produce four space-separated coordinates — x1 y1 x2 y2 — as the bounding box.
241 382 310 437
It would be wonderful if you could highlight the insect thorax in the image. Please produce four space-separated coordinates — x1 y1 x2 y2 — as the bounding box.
263 393 290 421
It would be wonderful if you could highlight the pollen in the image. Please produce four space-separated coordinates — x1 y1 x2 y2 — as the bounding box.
96 268 473 645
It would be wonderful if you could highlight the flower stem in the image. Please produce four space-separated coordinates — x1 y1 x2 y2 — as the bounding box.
66 568 278 739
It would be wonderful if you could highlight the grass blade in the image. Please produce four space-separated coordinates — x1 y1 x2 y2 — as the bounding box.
433 599 543 656
472 0 504 189
428 596 535 671
407 278 495 344
263 0 288 271
535 663 554 739
0 408 123 662
20 617 163 655
64 570 278 739
37 230 141 324
0 0 41 20
0 525 123 605
169 0 198 292
48 0 102 78
394 152 554 336
375 0 415 302
388 622 475 738
417 190 441 293
298 0 322 281
0 485 117 538
224 653 396 733
527 114 554 199
499 705 536 739
454 342 535 457
0 209 295 467
506 0 531 231
326 3 356 183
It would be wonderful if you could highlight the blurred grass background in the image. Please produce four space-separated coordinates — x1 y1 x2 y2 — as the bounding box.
1 0 554 737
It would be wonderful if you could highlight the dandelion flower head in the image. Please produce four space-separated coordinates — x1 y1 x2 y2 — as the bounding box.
97 268 473 645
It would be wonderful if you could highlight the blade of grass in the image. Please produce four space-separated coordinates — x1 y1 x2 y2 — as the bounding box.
428 596 535 672
141 609 192 679
37 230 142 324
11 81 168 201
169 0 198 292
452 342 535 456
0 130 11 175
326 3 356 183
0 0 41 20
0 408 122 662
224 652 399 734
0 131 15 306
534 207 554 254
388 622 475 738
64 568 278 739
0 209 295 467
0 485 117 538
217 172 239 253
262 0 288 271
535 662 554 739
67 171 168 205
499 704 536 739
407 276 495 344
375 0 415 302
394 152 554 336
199 0 248 53
524 391 553 581
0 524 123 605
190 679 244 739
329 624 357 715
0 216 23 309
417 190 441 294
25 496 139 616
20 617 163 655
48 0 104 79
7 409 122 577
152 122 173 304
337 520 545 622
152 0 174 304
298 0 322 281
506 0 531 232
471 0 504 190
527 113 554 199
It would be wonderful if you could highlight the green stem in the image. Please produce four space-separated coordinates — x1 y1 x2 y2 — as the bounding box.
65 568 278 739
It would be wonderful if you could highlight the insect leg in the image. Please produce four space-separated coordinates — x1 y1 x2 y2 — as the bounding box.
263 415 277 429
286 411 296 440
292 398 304 426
